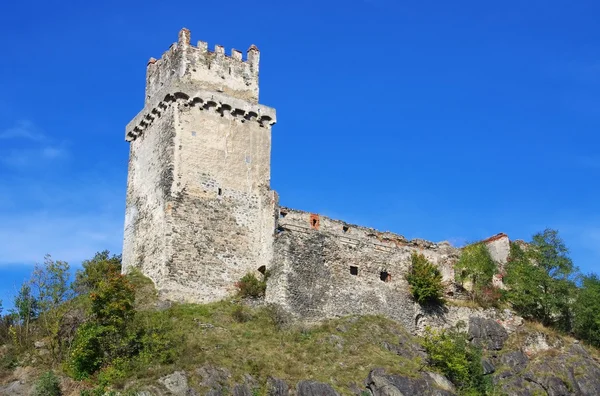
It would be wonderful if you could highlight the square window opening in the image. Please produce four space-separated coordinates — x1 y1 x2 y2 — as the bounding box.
380 271 390 282
350 266 358 276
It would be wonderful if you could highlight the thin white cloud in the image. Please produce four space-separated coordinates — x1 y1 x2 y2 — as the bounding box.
0 211 123 266
0 120 46 142
0 121 69 169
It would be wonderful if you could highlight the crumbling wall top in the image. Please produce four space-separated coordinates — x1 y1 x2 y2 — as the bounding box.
144 28 261 105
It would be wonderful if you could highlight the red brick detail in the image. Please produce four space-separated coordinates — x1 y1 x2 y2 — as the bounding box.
309 214 320 230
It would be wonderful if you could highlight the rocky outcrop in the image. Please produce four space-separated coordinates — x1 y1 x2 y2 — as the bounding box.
366 368 456 396
296 380 340 396
468 317 508 350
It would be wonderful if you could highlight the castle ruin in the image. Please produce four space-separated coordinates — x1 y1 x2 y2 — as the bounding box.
123 29 513 332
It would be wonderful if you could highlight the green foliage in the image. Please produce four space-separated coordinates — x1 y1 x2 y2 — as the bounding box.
11 282 38 346
422 326 492 395
68 251 178 383
573 273 600 348
74 251 122 295
32 255 72 309
67 322 106 379
30 255 72 362
504 229 577 330
32 371 62 396
406 252 445 305
236 272 269 298
455 243 498 303
89 268 135 329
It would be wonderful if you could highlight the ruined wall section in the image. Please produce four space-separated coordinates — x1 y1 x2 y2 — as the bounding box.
267 209 514 333
266 208 461 331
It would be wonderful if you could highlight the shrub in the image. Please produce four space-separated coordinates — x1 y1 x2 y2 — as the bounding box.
32 371 62 396
422 326 492 395
67 323 106 379
406 253 445 305
455 243 497 303
236 272 269 298
232 306 253 323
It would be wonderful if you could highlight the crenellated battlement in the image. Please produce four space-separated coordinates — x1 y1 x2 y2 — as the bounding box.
145 28 260 105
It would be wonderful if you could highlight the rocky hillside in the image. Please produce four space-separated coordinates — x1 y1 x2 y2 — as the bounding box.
1 296 600 396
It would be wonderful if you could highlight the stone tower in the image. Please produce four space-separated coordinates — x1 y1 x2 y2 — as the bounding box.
122 28 277 302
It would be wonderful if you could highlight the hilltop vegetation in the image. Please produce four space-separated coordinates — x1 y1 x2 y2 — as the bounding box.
1 228 600 395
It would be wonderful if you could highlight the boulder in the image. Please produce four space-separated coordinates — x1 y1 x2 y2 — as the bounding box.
468 317 508 350
366 368 455 396
267 377 289 396
158 371 189 396
296 380 340 396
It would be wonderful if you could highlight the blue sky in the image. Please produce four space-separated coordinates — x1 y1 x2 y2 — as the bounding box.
1 0 599 309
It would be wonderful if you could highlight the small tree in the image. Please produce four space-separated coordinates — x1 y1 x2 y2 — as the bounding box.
68 262 135 379
74 251 122 295
32 371 62 396
422 325 492 394
236 272 269 298
504 229 577 329
406 253 445 305
455 243 497 302
573 273 600 348
12 282 38 346
30 255 72 362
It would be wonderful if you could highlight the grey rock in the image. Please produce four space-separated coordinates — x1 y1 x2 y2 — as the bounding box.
482 359 495 375
233 383 252 396
498 350 529 373
296 380 340 396
158 371 189 396
425 372 456 393
195 366 231 390
366 368 455 396
0 380 28 396
468 317 508 350
267 377 289 396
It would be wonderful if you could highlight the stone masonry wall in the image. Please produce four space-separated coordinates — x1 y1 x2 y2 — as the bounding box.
123 28 277 303
266 208 512 333
122 105 176 279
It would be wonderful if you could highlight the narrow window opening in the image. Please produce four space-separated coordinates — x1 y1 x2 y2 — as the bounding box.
350 266 358 276
380 271 390 282
343 225 349 233
218 188 222 196
258 265 266 275
276 225 285 234
309 214 320 230
280 210 287 218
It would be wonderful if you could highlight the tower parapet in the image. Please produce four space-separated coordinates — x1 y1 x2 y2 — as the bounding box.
145 28 260 105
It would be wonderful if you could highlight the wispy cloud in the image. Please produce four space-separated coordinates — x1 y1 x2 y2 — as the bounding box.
0 120 47 142
0 211 123 266
0 120 68 169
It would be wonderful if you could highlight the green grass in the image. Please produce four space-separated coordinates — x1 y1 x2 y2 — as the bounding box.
116 300 423 395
